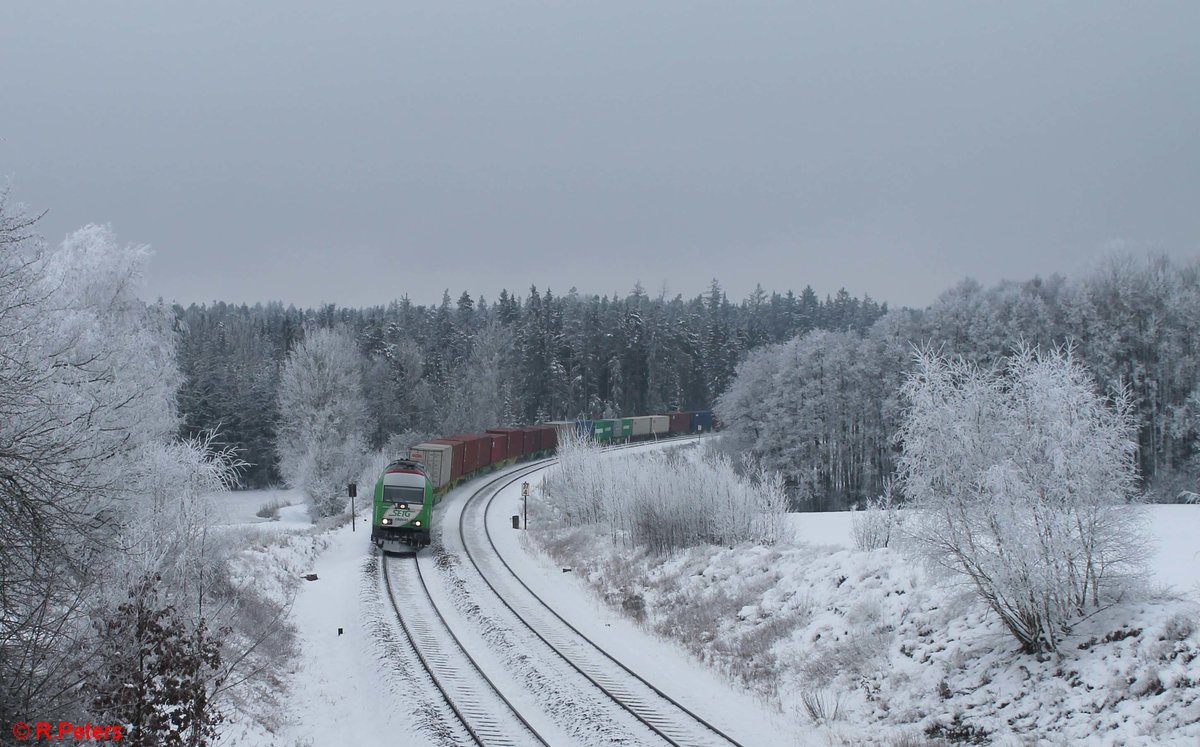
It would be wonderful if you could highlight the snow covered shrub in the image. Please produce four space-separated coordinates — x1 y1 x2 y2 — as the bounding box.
542 437 787 551
851 481 902 551
898 346 1148 653
256 498 286 520
275 327 370 518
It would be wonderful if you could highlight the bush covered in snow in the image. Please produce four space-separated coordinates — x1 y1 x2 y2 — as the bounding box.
898 346 1149 653
850 482 904 551
541 437 787 552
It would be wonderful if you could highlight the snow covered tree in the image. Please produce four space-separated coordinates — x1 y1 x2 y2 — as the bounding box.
441 319 513 432
0 208 185 721
0 193 295 736
275 327 369 518
90 575 225 747
897 346 1148 653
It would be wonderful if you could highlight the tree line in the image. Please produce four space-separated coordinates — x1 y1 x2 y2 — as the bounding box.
176 283 887 487
717 256 1200 510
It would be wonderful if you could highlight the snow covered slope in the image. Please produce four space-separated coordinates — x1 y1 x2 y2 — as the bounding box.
529 503 1200 745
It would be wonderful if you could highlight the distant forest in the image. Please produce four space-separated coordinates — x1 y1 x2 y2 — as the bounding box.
715 256 1200 509
175 282 886 487
178 257 1200 504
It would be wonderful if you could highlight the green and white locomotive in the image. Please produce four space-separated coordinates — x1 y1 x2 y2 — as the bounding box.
371 459 436 551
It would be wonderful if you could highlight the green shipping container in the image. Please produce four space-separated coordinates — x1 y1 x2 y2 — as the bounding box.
618 418 634 439
593 419 614 442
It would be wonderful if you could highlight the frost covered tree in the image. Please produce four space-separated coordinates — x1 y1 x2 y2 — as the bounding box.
0 207 185 718
0 194 259 734
441 319 513 433
90 575 225 747
715 318 913 510
275 326 369 517
897 346 1148 653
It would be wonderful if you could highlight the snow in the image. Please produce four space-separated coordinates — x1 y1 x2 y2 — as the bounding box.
217 468 1200 746
486 472 807 745
220 511 445 747
277 519 425 747
209 487 311 529
1146 505 1200 600
791 504 1200 601
530 503 1200 745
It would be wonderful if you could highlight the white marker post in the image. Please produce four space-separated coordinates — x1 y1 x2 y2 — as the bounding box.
521 481 530 529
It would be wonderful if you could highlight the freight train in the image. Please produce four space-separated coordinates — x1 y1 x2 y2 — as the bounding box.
370 410 714 551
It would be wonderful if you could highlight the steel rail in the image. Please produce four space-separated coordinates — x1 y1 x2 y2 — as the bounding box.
455 438 745 747
382 552 550 747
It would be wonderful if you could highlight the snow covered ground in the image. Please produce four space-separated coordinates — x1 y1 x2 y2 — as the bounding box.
214 474 1200 746
789 508 1200 602
529 502 1200 745
485 469 808 745
209 487 311 529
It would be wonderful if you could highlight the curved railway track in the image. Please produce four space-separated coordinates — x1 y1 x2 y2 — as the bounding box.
381 551 549 747
458 453 745 747
383 438 747 747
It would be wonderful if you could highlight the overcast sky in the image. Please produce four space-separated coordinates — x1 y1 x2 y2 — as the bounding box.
2 2 1197 309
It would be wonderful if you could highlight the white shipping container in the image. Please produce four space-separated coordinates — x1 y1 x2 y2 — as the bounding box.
630 416 653 437
410 443 453 488
650 415 670 435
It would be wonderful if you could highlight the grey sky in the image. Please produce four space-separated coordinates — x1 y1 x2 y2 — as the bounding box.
2 2 1197 309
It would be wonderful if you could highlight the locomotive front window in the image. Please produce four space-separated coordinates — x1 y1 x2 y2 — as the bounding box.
383 485 426 504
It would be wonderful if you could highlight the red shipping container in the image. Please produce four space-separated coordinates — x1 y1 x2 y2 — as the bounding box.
523 426 542 454
488 432 507 463
539 425 558 451
666 412 691 434
471 434 494 468
451 432 494 468
520 427 535 454
484 429 508 458
488 428 524 459
444 437 476 475
429 439 464 481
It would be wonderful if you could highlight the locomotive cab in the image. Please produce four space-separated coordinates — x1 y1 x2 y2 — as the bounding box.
372 461 433 551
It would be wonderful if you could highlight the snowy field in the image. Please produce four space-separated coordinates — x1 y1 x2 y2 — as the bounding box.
530 501 1200 745
208 487 311 529
214 474 1200 746
788 506 1200 602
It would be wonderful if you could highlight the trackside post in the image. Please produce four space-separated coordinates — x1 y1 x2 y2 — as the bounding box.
522 481 530 529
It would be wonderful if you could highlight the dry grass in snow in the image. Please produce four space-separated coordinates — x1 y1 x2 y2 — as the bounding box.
533 511 1200 745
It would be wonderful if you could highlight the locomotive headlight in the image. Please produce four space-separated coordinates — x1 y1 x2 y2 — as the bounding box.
381 518 391 525
414 520 422 527
399 503 408 509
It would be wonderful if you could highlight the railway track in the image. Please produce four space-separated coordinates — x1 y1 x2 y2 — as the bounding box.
383 438 747 747
381 552 549 747
455 445 746 747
